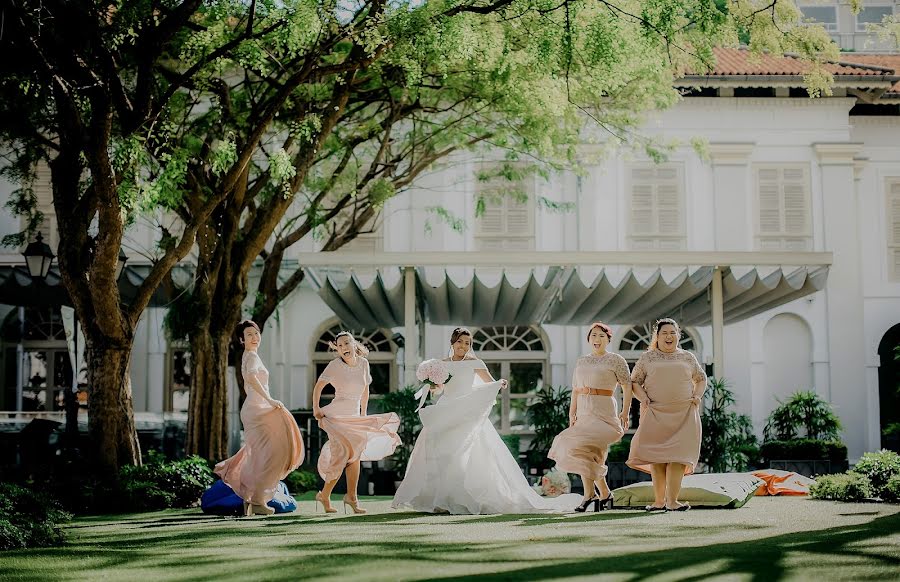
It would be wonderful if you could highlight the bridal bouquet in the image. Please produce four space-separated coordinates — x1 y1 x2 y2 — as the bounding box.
531 468 572 498
416 359 451 389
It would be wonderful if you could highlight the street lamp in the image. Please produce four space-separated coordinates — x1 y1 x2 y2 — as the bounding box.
22 232 55 279
116 247 129 280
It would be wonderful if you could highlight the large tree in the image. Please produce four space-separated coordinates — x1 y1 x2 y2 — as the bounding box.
166 0 838 460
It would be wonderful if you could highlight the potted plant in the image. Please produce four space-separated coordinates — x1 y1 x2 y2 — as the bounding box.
374 386 422 491
525 386 570 479
700 377 760 473
761 390 847 476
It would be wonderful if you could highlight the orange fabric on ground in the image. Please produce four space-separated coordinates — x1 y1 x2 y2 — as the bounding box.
751 469 816 496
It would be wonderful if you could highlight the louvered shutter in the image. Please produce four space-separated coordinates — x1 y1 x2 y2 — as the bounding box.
889 181 900 280
629 165 685 249
756 165 811 250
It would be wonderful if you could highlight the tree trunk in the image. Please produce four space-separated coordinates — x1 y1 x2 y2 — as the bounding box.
85 337 141 474
186 327 232 460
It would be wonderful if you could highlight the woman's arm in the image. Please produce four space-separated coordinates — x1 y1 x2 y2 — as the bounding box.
569 388 579 427
619 383 633 429
475 367 508 389
360 385 370 416
244 367 283 409
312 379 328 419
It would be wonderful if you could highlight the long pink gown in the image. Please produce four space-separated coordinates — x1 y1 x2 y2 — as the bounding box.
214 351 304 504
316 357 401 482
626 349 707 475
548 352 629 480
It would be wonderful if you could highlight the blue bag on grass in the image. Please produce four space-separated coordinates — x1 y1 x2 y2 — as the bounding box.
201 480 297 515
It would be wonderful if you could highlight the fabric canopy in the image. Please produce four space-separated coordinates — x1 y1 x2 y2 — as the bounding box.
310 266 829 328
0 265 178 309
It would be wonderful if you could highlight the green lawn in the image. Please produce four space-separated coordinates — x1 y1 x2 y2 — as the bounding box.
1 495 899 581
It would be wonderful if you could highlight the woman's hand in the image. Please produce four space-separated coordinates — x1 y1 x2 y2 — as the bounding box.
619 411 630 430
313 407 324 420
269 399 285 410
569 413 576 427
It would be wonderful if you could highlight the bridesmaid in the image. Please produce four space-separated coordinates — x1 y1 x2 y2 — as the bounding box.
312 332 401 514
215 320 304 516
627 318 707 512
549 322 632 512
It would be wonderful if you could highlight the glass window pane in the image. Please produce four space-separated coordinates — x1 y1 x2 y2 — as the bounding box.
799 6 837 24
509 362 543 394
485 362 502 381
369 363 390 395
53 351 72 388
25 351 47 389
171 349 191 413
509 395 537 431
858 6 892 24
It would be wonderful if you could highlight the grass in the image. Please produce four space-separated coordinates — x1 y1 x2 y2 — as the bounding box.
1 495 899 581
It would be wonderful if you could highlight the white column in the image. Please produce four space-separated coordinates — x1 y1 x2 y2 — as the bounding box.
711 266 725 379
814 143 866 460
404 266 418 387
708 143 754 250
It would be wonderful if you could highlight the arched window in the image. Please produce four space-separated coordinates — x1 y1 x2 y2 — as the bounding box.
311 322 397 400
472 325 548 434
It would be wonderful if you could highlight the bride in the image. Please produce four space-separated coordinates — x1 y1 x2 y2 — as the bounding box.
392 327 581 514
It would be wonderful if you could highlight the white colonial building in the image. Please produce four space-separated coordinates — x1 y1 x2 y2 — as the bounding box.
2 44 899 463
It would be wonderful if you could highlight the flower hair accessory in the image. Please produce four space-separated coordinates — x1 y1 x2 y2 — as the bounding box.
413 359 452 411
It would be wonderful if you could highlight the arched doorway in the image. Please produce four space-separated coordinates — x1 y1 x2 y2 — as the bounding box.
879 323 900 451
763 314 814 416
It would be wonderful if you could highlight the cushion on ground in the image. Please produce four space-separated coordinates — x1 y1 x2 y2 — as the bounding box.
201 480 297 515
612 473 765 508
751 469 816 496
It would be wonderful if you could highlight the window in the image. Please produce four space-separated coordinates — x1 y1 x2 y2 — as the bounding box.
856 5 893 32
798 5 838 32
888 180 900 281
627 165 686 250
755 165 812 251
311 323 396 401
474 165 535 251
472 326 548 434
166 342 191 413
335 217 384 253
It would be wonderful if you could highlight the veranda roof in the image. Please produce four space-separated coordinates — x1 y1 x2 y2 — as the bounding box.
300 251 831 329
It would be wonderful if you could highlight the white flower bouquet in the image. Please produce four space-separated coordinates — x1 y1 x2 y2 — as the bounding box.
531 468 572 498
415 358 451 389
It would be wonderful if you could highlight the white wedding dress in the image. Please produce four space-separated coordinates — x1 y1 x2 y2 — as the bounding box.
392 358 581 514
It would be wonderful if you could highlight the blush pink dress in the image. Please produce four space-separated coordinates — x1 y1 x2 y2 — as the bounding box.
548 353 629 480
316 357 401 482
626 349 707 475
214 351 304 504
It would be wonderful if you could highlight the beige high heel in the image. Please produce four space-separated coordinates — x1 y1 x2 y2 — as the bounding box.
315 491 337 514
251 503 275 516
242 501 252 517
342 494 367 515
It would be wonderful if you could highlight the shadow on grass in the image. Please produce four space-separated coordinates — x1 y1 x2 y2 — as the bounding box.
416 512 900 582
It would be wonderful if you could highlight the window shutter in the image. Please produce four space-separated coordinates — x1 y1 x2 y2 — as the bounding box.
474 164 535 250
756 165 811 250
629 165 684 249
477 198 505 235
758 168 782 235
889 181 900 280
782 167 809 235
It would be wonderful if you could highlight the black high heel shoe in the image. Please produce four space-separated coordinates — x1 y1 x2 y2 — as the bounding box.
574 496 600 513
594 485 614 510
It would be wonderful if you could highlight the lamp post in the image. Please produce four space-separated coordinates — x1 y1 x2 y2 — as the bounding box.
22 232 55 280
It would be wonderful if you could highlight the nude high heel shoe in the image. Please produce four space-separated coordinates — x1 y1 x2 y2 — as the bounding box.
315 491 337 514
342 494 367 515
251 503 275 516
242 501 252 517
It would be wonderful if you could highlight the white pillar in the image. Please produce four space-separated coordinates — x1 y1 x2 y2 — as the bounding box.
814 143 866 460
404 266 418 387
711 266 725 380
708 143 754 250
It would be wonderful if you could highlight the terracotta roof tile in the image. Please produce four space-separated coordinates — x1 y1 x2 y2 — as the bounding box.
683 47 898 87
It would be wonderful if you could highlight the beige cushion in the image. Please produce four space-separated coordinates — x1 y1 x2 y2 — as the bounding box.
612 473 765 508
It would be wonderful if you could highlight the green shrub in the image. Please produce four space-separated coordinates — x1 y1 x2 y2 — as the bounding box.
701 377 760 472
760 439 848 462
809 473 873 502
883 422 900 438
764 391 842 442
851 450 900 496
284 469 319 494
501 434 521 459
883 474 900 503
376 386 422 476
607 438 631 463
0 483 70 551
118 452 214 511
